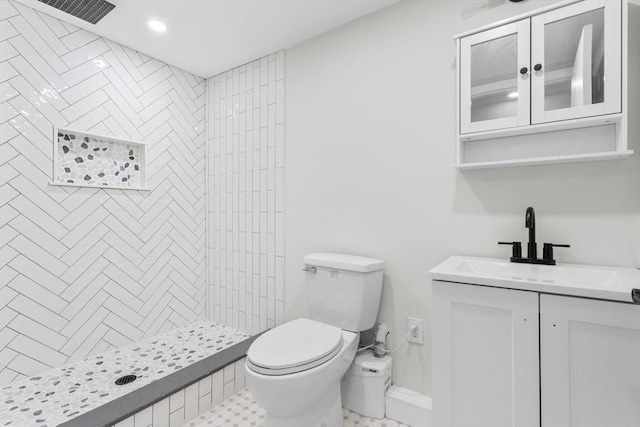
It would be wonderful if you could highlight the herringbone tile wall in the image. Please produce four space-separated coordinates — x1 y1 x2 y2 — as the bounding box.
207 52 285 335
0 0 207 383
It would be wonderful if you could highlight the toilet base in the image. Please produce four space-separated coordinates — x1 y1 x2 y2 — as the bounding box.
263 382 344 427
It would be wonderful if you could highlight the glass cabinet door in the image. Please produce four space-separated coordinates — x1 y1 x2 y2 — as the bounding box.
531 0 621 124
460 20 530 134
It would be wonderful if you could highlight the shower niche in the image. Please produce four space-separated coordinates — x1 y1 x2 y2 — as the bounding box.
51 127 148 190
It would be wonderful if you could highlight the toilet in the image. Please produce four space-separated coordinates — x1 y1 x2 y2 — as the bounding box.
245 253 385 427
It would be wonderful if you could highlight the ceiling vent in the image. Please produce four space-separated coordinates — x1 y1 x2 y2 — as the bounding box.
38 0 116 24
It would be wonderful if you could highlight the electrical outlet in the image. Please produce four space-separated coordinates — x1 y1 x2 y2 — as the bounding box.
407 317 423 345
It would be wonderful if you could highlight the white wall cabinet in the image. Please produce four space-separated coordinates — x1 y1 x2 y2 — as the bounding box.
433 280 640 427
456 0 632 169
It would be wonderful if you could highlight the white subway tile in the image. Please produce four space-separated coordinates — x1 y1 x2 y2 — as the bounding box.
267 278 275 321
61 38 109 69
275 256 284 301
260 298 268 331
152 397 170 427
113 415 134 427
198 393 212 415
212 370 224 406
184 382 199 421
168 407 184 427
276 300 285 326
134 406 152 427
198 375 212 398
223 362 235 384
223 380 235 400
169 389 185 412
234 358 245 391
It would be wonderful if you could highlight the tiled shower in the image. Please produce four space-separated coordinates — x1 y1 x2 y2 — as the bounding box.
0 0 284 385
206 52 286 335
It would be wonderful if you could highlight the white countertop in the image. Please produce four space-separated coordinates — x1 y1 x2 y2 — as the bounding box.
429 256 640 304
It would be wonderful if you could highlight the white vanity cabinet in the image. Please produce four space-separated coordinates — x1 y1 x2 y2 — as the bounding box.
456 0 632 169
540 294 640 427
432 282 540 427
432 280 640 427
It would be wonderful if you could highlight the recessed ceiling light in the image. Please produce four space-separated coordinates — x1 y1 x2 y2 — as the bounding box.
148 20 167 32
507 92 519 98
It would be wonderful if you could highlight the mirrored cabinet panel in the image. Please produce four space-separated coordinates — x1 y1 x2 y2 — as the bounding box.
471 34 518 122
455 0 629 169
541 8 605 111
531 0 621 123
460 21 530 134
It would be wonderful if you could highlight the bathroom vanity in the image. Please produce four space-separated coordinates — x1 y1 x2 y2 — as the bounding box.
429 256 640 427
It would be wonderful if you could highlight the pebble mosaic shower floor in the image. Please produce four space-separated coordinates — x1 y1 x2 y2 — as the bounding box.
183 388 409 427
0 321 249 427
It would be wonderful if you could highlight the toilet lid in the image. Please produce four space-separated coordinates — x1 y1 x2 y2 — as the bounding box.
247 318 343 376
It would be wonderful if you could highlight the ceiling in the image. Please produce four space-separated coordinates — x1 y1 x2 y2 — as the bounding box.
16 0 398 78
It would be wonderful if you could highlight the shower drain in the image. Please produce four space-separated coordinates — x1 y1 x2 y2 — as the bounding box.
114 375 137 386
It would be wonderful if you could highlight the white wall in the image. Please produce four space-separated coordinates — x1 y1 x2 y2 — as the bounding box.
285 0 640 396
206 52 286 335
0 0 206 383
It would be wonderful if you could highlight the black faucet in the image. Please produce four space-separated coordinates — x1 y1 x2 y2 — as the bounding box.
525 207 537 260
499 207 570 265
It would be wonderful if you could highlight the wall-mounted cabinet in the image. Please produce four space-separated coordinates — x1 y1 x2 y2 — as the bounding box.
455 0 632 169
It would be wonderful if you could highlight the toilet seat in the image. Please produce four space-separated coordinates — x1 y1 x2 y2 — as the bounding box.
247 318 343 376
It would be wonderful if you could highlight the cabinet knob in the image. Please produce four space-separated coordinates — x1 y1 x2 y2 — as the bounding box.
519 67 528 75
534 64 543 71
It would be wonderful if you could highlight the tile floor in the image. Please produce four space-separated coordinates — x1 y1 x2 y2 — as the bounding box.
0 321 249 427
183 388 408 427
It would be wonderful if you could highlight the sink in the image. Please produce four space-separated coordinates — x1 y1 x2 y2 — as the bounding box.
429 256 640 303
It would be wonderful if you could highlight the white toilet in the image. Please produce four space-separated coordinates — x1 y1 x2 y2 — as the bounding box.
245 253 385 427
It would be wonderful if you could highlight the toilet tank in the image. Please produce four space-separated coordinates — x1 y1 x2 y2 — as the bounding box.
304 253 384 332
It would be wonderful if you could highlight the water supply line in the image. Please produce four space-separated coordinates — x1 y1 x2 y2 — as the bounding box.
357 322 417 357
373 322 389 357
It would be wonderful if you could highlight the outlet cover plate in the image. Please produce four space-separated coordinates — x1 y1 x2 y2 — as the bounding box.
407 317 423 345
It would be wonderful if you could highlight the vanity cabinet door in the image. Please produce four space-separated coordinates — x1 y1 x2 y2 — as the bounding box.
530 0 622 124
459 19 531 134
432 281 540 427
540 294 640 427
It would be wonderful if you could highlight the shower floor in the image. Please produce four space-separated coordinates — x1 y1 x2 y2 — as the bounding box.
183 388 409 427
0 320 250 427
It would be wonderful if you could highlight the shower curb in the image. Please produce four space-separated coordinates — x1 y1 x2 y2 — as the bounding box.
59 334 259 427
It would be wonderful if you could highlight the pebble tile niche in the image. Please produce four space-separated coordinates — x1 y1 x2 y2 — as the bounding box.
53 128 147 189
0 321 249 427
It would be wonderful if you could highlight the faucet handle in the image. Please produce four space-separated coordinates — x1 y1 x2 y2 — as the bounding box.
498 241 522 258
543 243 570 262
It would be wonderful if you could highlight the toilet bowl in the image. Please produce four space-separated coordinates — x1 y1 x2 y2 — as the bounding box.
244 253 385 427
245 319 359 427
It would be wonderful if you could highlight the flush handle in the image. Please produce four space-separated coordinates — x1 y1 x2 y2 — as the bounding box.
302 266 316 273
